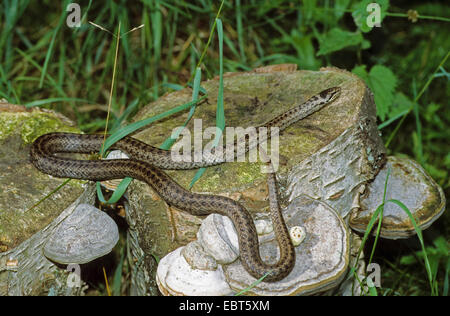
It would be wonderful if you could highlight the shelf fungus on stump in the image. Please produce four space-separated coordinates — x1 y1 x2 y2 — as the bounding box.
44 204 119 264
156 195 349 296
349 156 446 239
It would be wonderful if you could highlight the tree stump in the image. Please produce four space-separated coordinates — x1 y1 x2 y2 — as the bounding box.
126 65 385 295
0 102 94 296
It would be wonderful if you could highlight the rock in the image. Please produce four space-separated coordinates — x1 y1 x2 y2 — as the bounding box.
255 219 273 235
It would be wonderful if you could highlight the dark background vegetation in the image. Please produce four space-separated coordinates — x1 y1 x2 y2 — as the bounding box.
0 0 448 295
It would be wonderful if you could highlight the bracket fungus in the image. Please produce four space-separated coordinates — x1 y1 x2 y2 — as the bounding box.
156 195 349 296
44 204 119 264
350 156 446 239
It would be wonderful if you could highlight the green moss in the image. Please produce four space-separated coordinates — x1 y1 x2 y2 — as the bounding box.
0 112 79 144
134 70 353 195
236 162 263 184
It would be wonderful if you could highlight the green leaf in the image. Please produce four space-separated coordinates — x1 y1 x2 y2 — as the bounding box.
361 39 371 50
189 167 207 189
366 279 378 296
352 0 389 33
317 28 364 56
97 94 207 205
109 98 140 134
389 92 414 118
432 236 449 255
162 82 184 91
423 163 447 182
234 270 273 296
96 178 132 204
352 65 398 121
369 65 397 121
102 96 206 155
351 64 368 81
302 0 317 22
444 152 450 168
335 0 351 20
444 257 450 296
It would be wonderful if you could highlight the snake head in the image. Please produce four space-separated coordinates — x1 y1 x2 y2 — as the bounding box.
319 86 341 103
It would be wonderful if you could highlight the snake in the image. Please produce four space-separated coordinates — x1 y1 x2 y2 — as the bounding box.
30 86 340 282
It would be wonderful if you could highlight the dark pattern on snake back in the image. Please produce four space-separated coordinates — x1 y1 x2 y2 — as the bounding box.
30 87 340 282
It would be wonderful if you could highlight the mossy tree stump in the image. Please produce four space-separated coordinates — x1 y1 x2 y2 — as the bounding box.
0 103 94 296
126 65 385 295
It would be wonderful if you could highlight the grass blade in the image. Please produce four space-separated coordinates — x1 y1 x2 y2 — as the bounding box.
112 241 126 296
235 0 246 63
190 18 225 189
444 258 449 296
102 96 207 154
234 271 272 296
368 166 391 265
97 94 207 204
160 67 202 150
109 98 140 133
39 27 58 88
96 178 132 204
386 198 436 295
25 97 94 108
352 167 390 295
39 0 71 88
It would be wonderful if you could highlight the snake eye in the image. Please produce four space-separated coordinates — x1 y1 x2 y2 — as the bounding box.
320 87 340 100
320 88 332 99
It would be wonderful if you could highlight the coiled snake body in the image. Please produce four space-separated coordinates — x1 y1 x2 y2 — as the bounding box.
30 87 340 282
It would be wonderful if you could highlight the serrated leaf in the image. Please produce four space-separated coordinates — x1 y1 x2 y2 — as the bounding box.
352 64 368 81
369 65 397 120
352 0 389 33
352 65 398 121
317 28 364 56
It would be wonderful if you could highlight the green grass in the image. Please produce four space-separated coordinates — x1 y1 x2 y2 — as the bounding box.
354 166 442 296
1 0 448 296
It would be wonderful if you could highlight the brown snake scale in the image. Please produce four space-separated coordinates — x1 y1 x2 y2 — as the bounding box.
30 87 340 282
